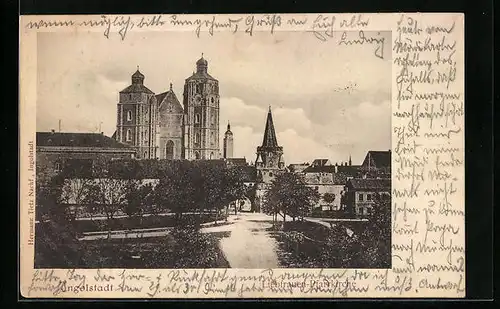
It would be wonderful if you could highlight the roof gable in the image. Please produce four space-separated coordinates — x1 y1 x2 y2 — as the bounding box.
347 178 391 190
157 90 183 113
362 151 391 169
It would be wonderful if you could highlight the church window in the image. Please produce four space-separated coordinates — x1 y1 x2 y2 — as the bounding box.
197 83 203 94
126 129 132 141
210 132 214 145
210 152 214 160
129 94 132 100
195 133 200 144
195 114 200 124
211 98 214 104
269 172 273 177
144 151 148 158
127 110 132 121
195 152 200 160
165 140 174 160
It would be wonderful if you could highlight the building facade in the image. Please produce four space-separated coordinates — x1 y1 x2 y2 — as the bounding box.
344 178 391 216
115 55 221 160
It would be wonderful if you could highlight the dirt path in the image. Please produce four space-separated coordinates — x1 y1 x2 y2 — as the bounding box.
202 212 280 268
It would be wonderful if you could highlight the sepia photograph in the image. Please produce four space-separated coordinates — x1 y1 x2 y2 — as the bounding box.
34 30 392 270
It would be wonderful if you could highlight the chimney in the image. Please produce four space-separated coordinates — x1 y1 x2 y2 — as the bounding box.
51 129 55 133
101 132 104 135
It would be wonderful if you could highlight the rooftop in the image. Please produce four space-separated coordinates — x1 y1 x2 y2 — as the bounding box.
156 85 183 112
362 150 391 169
347 178 391 190
36 132 132 149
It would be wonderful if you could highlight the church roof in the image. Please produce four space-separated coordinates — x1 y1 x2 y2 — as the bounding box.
225 122 233 134
196 56 208 66
37 132 132 149
132 70 144 79
120 69 154 94
261 107 279 148
186 55 217 81
120 84 154 94
156 85 183 112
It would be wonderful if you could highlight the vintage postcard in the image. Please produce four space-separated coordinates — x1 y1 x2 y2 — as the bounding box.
19 13 464 298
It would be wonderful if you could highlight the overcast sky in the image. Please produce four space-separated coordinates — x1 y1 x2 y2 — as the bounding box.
37 30 391 165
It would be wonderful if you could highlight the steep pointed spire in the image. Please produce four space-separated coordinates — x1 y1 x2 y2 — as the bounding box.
349 154 352 166
261 106 279 148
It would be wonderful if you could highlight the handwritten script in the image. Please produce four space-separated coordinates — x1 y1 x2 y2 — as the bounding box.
392 13 464 296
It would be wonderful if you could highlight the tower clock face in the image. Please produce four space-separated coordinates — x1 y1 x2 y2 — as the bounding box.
195 95 202 104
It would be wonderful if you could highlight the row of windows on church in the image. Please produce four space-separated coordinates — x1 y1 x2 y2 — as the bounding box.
126 112 214 124
189 83 219 95
194 113 216 125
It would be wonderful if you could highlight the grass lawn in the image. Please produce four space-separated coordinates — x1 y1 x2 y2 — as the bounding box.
73 213 226 233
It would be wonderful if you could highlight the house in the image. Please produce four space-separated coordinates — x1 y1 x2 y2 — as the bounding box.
344 178 391 216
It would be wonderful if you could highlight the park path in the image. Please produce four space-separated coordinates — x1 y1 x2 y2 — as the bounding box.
201 212 280 268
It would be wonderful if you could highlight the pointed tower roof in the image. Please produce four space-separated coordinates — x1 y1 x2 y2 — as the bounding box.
225 121 233 135
261 106 279 148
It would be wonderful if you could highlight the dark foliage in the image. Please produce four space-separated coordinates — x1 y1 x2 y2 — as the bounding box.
274 193 390 268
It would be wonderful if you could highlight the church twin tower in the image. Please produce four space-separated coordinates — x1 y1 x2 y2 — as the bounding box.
114 54 285 175
115 55 221 160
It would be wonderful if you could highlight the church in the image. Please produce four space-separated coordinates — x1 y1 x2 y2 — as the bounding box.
114 55 222 161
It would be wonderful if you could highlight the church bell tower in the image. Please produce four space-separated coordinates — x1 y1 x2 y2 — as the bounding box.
255 106 285 183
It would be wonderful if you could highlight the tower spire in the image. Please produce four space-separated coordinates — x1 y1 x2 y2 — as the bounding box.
349 154 352 166
261 107 279 148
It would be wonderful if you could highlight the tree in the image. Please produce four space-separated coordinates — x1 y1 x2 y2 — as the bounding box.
323 192 336 211
358 192 391 267
245 184 257 212
264 172 321 225
223 167 246 216
154 161 197 222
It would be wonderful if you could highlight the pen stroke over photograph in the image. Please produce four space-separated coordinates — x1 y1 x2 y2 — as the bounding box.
19 13 464 298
